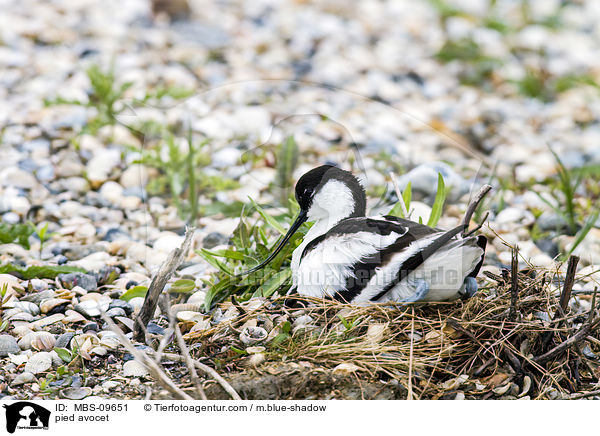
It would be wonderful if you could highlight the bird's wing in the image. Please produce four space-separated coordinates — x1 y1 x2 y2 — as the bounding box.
298 217 460 302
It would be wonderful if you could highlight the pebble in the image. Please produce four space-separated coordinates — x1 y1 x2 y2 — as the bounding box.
104 228 132 243
202 232 229 249
74 299 109 318
119 164 149 189
99 181 124 203
537 211 568 232
108 299 134 315
153 233 184 253
106 307 126 318
82 322 99 333
0 0 600 403
58 272 97 291
494 208 535 231
534 238 559 258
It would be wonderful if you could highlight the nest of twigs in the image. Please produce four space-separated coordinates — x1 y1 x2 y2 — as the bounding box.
186 254 600 400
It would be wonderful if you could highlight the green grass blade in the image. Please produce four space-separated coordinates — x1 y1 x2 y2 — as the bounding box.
548 146 578 234
200 248 245 261
248 197 287 235
252 269 291 298
276 136 299 203
388 181 411 218
197 248 234 275
567 209 600 258
427 173 447 227
402 181 412 212
387 202 405 218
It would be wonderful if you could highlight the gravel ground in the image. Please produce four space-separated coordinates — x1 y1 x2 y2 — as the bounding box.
1 0 599 400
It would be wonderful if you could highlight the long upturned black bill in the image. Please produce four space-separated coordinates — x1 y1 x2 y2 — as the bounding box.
237 210 308 276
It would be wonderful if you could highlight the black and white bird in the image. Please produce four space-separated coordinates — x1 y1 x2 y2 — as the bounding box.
243 165 487 305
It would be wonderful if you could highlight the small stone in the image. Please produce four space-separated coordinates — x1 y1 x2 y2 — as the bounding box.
393 162 469 203
0 167 38 189
2 212 20 224
534 238 559 258
83 322 99 333
58 273 98 291
74 300 109 318
146 323 164 335
106 307 126 318
103 228 131 242
153 232 184 253
119 164 149 189
71 252 112 271
211 147 241 168
202 232 229 249
60 177 89 194
86 149 121 188
99 181 124 203
108 299 133 315
537 211 568 231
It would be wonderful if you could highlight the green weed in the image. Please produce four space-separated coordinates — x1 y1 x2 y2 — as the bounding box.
531 147 600 258
427 173 448 227
275 136 299 204
0 264 85 279
388 173 447 227
388 181 412 218
429 0 597 100
45 63 193 138
0 223 34 249
132 130 221 223
31 222 53 257
198 198 308 310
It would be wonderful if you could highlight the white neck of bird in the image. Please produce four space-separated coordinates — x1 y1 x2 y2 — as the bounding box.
306 179 356 232
291 180 356 277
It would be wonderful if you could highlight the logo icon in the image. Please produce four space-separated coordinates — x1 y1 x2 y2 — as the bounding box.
3 402 50 433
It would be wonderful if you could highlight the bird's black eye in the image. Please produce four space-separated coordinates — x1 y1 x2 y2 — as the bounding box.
303 188 312 197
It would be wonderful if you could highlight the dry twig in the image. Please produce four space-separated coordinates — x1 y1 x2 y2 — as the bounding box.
509 246 519 321
102 315 194 400
134 227 195 342
534 290 598 365
156 352 242 400
461 184 492 236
